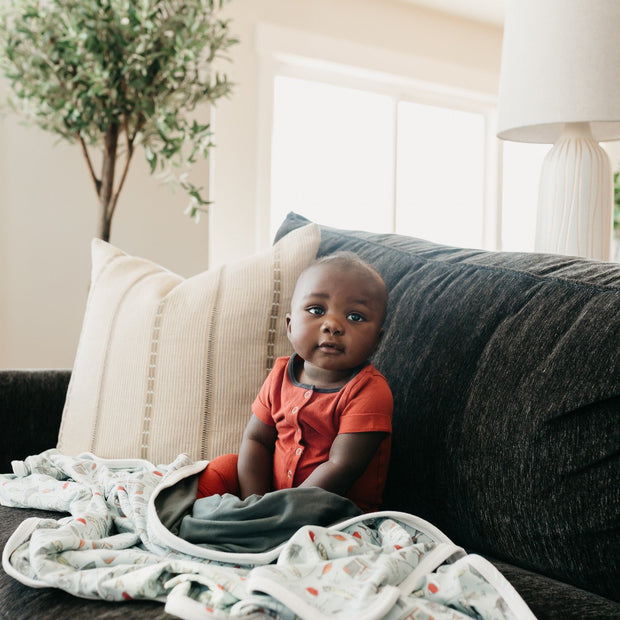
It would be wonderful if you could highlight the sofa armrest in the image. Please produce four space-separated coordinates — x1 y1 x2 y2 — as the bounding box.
0 369 70 472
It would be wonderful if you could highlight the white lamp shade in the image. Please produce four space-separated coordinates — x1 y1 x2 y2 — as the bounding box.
497 0 620 144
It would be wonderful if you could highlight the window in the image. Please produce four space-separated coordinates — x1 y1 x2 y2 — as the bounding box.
259 24 545 252
271 77 395 235
395 100 486 248
501 141 549 252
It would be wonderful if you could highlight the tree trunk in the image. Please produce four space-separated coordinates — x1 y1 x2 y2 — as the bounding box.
97 124 120 242
98 212 113 243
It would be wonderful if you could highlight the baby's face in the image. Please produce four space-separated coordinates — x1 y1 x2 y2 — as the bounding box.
286 263 385 384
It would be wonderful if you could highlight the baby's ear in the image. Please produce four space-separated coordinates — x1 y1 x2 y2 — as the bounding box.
285 313 292 334
375 328 385 349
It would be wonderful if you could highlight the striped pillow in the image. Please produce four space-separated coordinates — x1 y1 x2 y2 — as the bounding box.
57 223 320 464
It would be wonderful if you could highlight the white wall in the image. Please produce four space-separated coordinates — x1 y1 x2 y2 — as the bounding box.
0 0 503 368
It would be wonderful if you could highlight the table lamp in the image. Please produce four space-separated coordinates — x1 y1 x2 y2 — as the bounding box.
496 0 620 260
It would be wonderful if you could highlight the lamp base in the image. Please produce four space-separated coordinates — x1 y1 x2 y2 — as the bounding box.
535 123 613 260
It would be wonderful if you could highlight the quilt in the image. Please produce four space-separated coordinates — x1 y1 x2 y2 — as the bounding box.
0 450 537 620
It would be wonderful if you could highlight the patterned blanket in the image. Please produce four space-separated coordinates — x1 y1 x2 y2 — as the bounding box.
0 450 536 619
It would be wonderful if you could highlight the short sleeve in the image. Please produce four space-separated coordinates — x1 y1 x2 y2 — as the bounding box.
251 357 290 427
337 368 393 435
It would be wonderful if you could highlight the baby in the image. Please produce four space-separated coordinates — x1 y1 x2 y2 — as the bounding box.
197 252 393 512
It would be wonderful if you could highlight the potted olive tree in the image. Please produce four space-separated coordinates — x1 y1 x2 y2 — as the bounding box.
0 0 237 241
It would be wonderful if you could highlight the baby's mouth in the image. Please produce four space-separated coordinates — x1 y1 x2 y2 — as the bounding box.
318 341 344 354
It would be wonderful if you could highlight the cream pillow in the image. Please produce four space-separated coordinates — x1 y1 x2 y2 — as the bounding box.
57 223 320 464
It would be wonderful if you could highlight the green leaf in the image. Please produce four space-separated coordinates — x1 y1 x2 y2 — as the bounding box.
0 0 237 229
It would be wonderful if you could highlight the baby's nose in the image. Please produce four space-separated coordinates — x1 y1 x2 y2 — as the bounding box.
322 315 344 334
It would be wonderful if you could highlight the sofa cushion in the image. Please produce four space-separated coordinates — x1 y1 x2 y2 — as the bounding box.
276 212 620 603
57 223 320 464
0 370 70 472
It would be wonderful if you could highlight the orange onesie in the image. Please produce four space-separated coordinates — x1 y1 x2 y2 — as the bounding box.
198 355 393 512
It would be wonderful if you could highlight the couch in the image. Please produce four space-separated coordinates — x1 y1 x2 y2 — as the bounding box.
0 212 618 619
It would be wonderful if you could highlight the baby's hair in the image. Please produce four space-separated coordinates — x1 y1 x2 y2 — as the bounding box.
313 251 382 278
306 252 389 323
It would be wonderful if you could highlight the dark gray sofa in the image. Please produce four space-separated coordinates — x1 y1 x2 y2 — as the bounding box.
1 212 619 619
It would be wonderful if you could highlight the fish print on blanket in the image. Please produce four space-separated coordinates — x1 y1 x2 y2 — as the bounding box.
0 450 536 620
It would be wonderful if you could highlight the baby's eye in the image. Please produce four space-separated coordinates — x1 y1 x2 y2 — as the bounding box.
347 312 366 322
307 306 325 316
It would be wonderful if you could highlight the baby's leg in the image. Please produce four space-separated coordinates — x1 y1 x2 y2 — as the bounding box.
196 453 240 498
